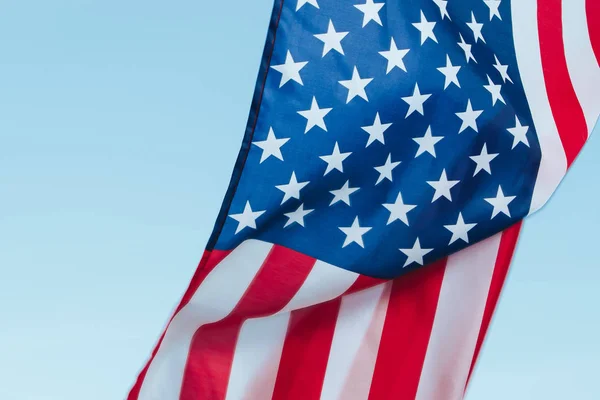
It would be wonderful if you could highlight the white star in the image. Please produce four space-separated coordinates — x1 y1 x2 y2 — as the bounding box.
296 0 319 11
485 186 516 218
400 238 434 267
320 142 351 175
507 116 530 149
444 213 477 245
284 203 314 228
379 38 410 74
275 172 309 204
339 217 372 248
483 75 505 106
229 201 265 234
458 33 477 63
493 55 513 83
298 97 332 133
252 127 289 163
339 66 373 103
484 0 502 21
470 143 499 176
314 20 349 57
432 0 451 20
354 0 385 27
437 55 461 89
361 112 392 147
383 192 417 225
330 180 359 206
467 12 486 43
427 169 460 202
456 100 484 133
271 51 308 88
374 154 401 185
412 11 438 45
402 83 432 118
413 126 443 158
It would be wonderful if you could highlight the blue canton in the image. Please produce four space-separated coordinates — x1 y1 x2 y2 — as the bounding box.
210 0 542 279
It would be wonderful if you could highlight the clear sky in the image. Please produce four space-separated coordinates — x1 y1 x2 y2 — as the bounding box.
1 1 598 399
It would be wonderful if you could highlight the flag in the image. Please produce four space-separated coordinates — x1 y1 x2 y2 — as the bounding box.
129 0 599 399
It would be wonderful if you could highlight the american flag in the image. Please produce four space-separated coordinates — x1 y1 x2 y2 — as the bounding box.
129 0 598 399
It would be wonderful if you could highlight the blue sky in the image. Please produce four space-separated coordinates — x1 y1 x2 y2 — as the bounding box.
0 1 598 399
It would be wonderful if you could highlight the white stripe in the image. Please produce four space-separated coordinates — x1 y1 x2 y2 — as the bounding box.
224 257 359 399
138 239 272 400
336 282 392 400
280 259 359 313
512 0 568 214
415 233 502 400
563 0 600 136
320 283 389 400
225 313 290 400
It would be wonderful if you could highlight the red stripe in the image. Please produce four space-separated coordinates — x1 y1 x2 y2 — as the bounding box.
538 0 588 166
270 273 377 399
271 271 380 398
127 249 230 400
271 299 342 400
179 246 315 400
347 274 387 294
367 259 447 400
464 223 522 391
587 0 600 65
